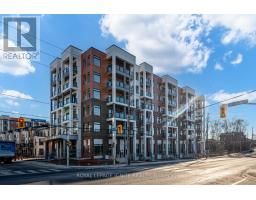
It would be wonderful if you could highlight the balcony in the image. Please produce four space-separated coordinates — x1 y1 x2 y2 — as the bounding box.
52 76 57 85
141 104 152 110
107 81 129 91
107 65 131 77
116 96 127 104
73 66 78 75
146 91 152 97
146 79 151 86
63 115 70 122
73 81 78 88
63 68 69 77
63 82 70 90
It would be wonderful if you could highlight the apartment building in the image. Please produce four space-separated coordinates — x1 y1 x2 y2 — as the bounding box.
48 45 82 159
0 115 49 158
48 44 205 162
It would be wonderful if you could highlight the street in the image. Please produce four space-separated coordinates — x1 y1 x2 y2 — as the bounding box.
0 153 255 185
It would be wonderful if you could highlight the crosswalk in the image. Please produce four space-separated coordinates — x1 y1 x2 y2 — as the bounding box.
0 168 63 176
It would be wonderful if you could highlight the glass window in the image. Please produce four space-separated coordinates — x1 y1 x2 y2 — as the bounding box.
93 56 101 67
94 122 101 132
93 89 100 99
93 105 101 116
93 72 101 83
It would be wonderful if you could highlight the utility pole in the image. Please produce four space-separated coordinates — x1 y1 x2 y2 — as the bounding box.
112 114 116 165
205 112 209 157
66 127 69 167
126 85 131 165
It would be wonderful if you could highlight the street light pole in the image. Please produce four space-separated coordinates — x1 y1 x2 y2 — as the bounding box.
112 117 116 165
127 85 131 165
66 127 69 167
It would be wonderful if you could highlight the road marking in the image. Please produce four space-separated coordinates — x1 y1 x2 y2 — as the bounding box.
13 170 26 175
232 178 247 185
174 169 191 172
27 170 39 173
38 169 51 173
48 169 61 172
0 170 13 176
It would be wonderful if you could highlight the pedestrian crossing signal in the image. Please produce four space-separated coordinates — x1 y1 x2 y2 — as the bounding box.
117 124 123 135
220 104 227 118
18 117 25 129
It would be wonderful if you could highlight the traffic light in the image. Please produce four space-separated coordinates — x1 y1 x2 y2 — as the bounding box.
18 117 25 129
220 104 227 118
117 124 123 135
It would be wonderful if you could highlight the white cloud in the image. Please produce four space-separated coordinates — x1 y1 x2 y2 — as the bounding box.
0 38 36 76
100 15 256 74
214 63 223 71
209 90 256 104
0 89 33 108
1 89 33 100
203 15 256 46
230 53 243 65
100 14 211 74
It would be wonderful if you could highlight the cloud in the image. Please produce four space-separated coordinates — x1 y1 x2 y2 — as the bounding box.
230 53 243 65
203 15 256 46
208 90 256 104
0 89 33 108
214 63 223 71
1 89 33 100
0 38 36 76
100 14 211 74
100 15 256 74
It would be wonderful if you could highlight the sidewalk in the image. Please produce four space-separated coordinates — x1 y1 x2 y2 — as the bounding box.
29 158 194 170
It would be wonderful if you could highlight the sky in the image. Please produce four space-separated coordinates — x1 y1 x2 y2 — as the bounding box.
0 14 256 133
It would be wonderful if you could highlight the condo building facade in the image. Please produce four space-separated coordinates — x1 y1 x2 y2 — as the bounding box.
48 44 205 162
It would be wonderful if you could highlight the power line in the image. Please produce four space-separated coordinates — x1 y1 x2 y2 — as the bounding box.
0 92 49 105
0 110 49 119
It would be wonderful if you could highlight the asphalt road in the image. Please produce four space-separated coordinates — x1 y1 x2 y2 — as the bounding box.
1 153 256 185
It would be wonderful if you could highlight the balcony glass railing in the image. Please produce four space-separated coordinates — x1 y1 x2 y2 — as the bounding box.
107 65 131 76
63 83 69 90
63 68 69 76
63 115 70 121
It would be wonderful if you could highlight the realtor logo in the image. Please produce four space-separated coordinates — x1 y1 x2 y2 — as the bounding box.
2 16 40 60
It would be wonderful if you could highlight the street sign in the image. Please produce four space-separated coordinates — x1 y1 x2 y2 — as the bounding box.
228 99 248 107
220 104 227 118
117 124 123 135
18 117 25 129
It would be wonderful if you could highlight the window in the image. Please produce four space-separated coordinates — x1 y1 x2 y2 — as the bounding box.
93 56 101 67
93 72 101 83
93 105 101 116
94 144 103 156
94 122 101 132
93 89 101 99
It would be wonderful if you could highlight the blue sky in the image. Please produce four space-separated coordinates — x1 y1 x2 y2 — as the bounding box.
0 14 256 133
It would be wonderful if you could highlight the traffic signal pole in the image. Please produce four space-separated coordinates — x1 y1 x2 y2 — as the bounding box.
66 128 70 167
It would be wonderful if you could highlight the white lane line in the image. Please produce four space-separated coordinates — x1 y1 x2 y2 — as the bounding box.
174 169 191 172
27 170 39 173
38 170 51 173
0 170 13 176
48 169 61 172
232 178 247 185
13 170 26 175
